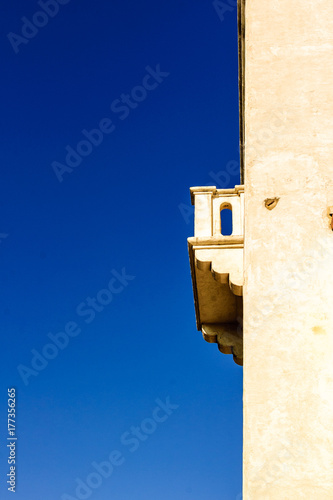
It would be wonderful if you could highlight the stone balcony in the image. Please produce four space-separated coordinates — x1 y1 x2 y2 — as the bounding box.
188 185 244 365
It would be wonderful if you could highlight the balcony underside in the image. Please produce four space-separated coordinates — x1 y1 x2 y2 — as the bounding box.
188 236 244 365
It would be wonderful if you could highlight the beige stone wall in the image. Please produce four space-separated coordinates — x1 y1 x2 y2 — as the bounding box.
243 0 333 498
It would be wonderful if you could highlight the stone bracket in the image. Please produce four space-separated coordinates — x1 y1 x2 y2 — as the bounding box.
202 323 243 366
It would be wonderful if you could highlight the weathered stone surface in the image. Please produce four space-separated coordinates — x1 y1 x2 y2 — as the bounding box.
243 0 333 497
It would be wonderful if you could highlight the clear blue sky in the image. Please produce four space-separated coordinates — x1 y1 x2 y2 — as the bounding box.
0 1 242 499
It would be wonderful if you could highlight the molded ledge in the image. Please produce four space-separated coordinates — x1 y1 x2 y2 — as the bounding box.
202 323 243 366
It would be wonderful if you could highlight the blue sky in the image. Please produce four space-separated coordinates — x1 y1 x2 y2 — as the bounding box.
0 1 242 498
